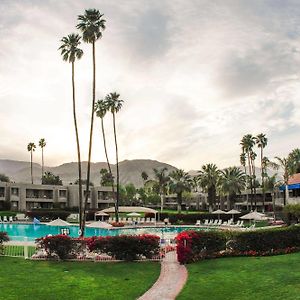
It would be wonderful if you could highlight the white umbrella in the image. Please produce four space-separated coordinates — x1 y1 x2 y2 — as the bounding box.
86 221 112 229
226 209 241 219
94 211 109 221
212 209 226 220
127 212 141 217
240 211 268 221
47 218 71 226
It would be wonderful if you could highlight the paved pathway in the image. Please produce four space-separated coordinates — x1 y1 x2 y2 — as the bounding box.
138 251 188 300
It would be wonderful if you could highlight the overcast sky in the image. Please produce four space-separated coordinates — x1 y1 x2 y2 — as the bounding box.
1 0 300 170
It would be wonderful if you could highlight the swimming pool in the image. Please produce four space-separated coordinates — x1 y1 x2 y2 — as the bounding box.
0 223 206 241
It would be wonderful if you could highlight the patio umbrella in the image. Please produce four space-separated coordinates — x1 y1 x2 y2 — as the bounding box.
212 209 226 220
87 221 112 229
240 211 268 221
126 212 141 217
226 209 241 219
47 218 71 226
94 211 109 221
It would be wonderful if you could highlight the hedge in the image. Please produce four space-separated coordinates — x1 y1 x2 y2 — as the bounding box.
176 225 300 264
36 234 160 261
87 234 160 261
176 230 227 264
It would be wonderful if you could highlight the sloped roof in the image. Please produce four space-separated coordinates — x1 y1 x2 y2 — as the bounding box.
288 173 300 185
101 206 157 214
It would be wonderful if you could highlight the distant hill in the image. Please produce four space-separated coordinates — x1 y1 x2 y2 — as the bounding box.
0 159 177 188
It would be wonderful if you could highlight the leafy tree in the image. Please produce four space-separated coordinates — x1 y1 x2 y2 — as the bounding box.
169 169 192 213
100 168 114 186
38 138 46 181
105 92 124 222
77 9 106 236
141 171 149 182
219 167 246 210
153 167 170 212
0 174 9 182
125 183 137 205
198 163 220 212
74 179 94 186
42 172 62 185
27 142 36 184
59 33 84 230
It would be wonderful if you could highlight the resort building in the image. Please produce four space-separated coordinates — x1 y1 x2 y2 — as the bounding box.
0 182 115 211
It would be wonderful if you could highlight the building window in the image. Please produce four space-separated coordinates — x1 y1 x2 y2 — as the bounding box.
59 190 67 198
11 188 19 196
0 187 5 198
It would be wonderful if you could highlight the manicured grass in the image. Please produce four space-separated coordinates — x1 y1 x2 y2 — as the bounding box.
178 252 300 300
0 257 160 300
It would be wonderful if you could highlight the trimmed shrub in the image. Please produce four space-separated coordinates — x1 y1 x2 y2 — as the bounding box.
36 235 76 260
87 234 160 261
229 226 300 252
176 230 227 264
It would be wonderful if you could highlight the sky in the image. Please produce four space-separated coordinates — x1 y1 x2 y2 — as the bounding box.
1 0 300 171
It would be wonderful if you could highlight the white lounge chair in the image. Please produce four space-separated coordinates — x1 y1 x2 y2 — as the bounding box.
0 216 2 222
204 219 209 226
217 219 222 226
212 220 219 226
9 216 13 222
195 220 201 226
150 218 155 223
239 220 244 227
3 216 8 222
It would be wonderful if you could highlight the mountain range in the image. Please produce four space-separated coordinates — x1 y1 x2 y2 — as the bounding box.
0 158 281 188
0 159 177 188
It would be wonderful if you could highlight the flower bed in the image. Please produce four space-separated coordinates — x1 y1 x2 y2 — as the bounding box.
34 234 161 262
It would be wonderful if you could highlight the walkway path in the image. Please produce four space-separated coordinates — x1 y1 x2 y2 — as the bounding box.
138 251 188 300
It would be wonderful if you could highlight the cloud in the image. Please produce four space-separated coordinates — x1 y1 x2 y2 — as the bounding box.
1 0 300 171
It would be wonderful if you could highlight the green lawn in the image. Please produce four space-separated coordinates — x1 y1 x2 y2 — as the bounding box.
0 257 160 300
178 252 300 300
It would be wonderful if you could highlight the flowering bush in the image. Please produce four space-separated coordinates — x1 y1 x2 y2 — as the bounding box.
111 222 125 227
36 235 77 260
87 234 160 261
176 230 226 264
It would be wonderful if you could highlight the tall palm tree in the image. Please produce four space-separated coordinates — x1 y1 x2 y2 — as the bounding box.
27 142 36 184
288 148 300 173
198 163 220 212
95 99 117 217
219 167 246 210
169 169 192 213
270 157 293 205
77 9 106 236
105 92 124 222
255 133 268 210
153 167 170 212
264 174 279 220
38 138 46 181
59 33 84 231
240 134 256 209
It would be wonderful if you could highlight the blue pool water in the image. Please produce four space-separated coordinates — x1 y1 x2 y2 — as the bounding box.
0 223 204 241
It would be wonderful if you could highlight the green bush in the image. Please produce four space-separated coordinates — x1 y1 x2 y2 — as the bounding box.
230 226 300 252
27 210 70 221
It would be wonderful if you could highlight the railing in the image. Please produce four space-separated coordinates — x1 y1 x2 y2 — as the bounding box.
1 237 36 259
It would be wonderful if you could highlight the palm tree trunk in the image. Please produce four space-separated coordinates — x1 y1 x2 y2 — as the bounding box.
247 152 253 210
226 194 230 210
272 192 276 221
252 159 257 209
160 193 164 212
101 118 116 218
72 62 83 230
81 41 96 236
177 192 182 213
112 112 120 222
261 148 265 212
30 150 33 184
285 184 289 205
41 148 44 181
